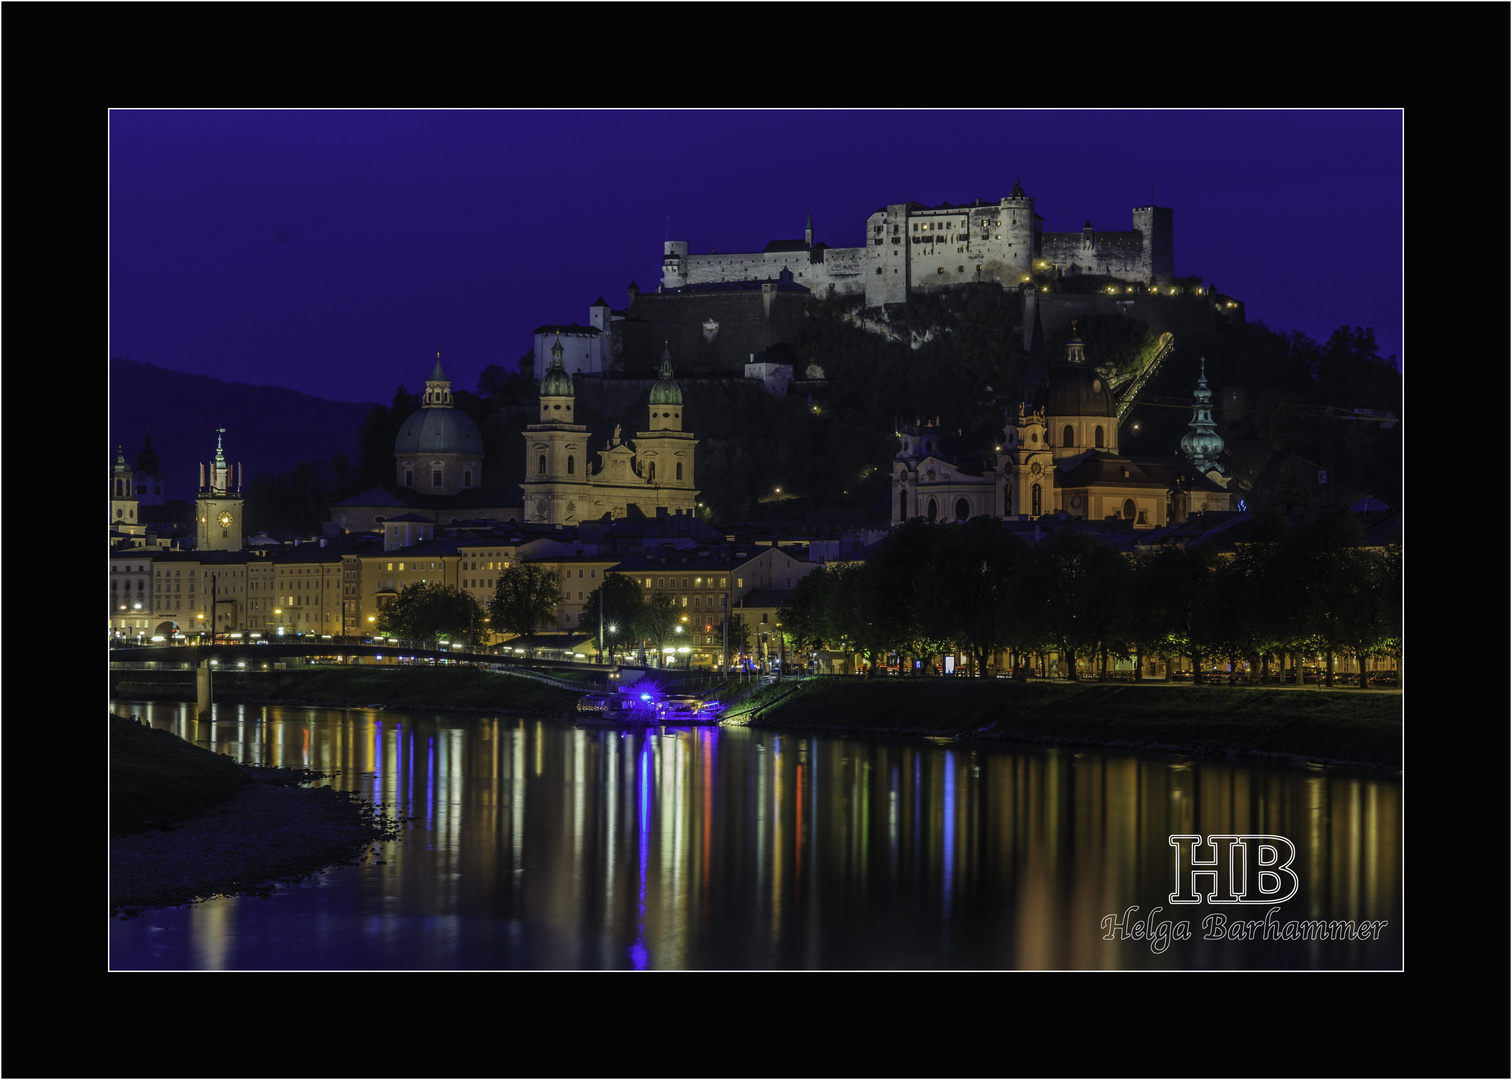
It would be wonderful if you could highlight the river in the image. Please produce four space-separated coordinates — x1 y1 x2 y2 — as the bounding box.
109 700 1401 970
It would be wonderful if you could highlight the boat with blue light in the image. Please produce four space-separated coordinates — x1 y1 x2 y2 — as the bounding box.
576 681 722 726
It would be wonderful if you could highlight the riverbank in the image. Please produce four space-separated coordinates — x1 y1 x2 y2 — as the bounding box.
110 715 400 916
728 678 1402 770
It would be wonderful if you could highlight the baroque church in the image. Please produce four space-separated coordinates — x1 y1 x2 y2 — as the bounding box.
329 356 523 533
891 320 1231 529
523 336 698 526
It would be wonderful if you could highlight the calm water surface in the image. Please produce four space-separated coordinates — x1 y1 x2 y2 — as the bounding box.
110 700 1401 970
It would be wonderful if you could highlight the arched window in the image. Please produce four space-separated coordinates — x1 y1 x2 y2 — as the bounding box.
537 455 546 475
1063 425 1075 448
1095 426 1105 448
926 498 937 522
1031 483 1042 516
955 498 970 521
567 456 575 475
1123 498 1136 520
900 491 908 520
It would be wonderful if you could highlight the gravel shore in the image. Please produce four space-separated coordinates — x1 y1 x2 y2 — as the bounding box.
110 767 402 917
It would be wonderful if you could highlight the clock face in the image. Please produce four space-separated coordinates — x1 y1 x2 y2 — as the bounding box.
1031 462 1043 475
219 511 233 528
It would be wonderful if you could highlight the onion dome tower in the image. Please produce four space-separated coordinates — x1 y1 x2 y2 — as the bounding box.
636 346 698 508
522 334 590 524
1180 359 1225 474
393 352 483 495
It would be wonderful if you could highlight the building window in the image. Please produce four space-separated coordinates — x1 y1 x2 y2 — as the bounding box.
567 456 575 475
955 498 970 521
433 471 443 488
1063 425 1075 448
1032 483 1043 516
927 498 937 523
648 462 656 483
1095 426 1105 448
464 469 473 487
675 462 683 480
538 455 546 475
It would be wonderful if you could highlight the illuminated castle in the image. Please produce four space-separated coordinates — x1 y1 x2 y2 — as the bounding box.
660 180 1174 307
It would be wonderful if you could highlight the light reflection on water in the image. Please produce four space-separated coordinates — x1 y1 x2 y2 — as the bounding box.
111 700 1401 970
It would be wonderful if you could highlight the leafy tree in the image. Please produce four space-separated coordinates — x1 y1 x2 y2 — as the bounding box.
719 612 752 665
377 582 482 645
577 573 645 660
638 594 680 662
477 363 510 400
919 517 1025 676
489 559 562 639
1028 530 1127 681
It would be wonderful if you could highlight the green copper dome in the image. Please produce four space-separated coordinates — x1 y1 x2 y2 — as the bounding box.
1180 359 1225 473
540 337 575 398
649 349 682 406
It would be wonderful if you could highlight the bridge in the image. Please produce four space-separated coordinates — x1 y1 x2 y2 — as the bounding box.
109 640 617 674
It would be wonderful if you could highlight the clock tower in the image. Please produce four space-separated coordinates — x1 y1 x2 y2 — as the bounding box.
196 428 243 551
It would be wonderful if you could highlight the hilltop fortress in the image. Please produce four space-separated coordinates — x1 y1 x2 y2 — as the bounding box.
660 180 1174 306
530 181 1235 383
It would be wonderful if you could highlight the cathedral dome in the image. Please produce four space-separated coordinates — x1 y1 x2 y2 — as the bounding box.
1043 325 1115 419
540 355 575 398
649 350 682 406
393 406 481 456
1043 362 1116 419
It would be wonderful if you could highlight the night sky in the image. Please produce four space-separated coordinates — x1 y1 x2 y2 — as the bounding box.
110 110 1403 407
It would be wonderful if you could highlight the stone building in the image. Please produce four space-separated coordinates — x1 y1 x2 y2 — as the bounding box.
329 356 522 533
660 182 1174 309
891 325 1228 529
195 429 244 552
522 340 699 526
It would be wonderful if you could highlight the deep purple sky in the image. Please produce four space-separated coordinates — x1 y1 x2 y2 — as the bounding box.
110 110 1402 406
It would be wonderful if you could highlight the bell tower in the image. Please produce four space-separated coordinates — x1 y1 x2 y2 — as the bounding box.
111 446 139 528
196 428 243 551
522 334 591 524
634 347 698 514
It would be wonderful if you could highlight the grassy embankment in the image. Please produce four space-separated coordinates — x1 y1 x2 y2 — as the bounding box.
729 678 1401 769
110 714 250 836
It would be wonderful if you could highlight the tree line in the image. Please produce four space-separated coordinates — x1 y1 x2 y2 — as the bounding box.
777 511 1400 687
374 560 760 668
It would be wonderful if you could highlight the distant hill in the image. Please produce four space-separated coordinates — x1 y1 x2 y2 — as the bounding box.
109 358 376 503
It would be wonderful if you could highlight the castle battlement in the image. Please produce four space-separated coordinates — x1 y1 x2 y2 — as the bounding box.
659 182 1173 308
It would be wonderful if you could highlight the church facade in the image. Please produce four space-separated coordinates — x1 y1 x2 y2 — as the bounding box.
892 325 1230 530
522 339 699 526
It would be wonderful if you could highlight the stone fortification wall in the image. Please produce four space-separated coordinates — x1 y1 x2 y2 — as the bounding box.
620 288 809 375
1039 230 1148 282
1023 291 1246 358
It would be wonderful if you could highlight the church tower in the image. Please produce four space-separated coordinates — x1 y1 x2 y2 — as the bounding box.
523 335 592 525
1042 323 1118 463
634 347 699 515
111 446 139 528
1180 359 1225 475
196 429 243 551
